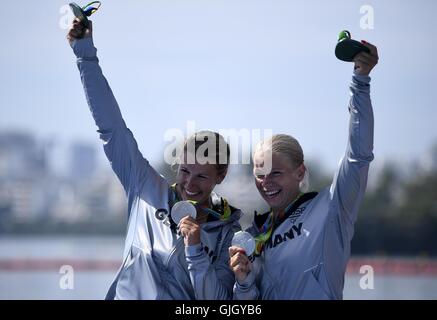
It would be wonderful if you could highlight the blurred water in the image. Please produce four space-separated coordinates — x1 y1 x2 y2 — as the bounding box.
0 271 115 300
0 235 124 260
0 236 436 300
344 275 437 300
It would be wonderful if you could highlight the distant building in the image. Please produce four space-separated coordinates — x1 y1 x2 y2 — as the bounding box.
105 172 126 219
69 142 97 181
0 131 48 221
0 131 47 179
0 131 126 226
49 180 89 223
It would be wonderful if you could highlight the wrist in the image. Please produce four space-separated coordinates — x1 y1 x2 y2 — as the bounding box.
71 37 97 59
236 270 255 288
185 243 204 257
184 236 201 247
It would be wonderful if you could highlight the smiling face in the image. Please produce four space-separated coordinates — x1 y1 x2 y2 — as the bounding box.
174 130 229 207
176 160 226 206
253 151 305 214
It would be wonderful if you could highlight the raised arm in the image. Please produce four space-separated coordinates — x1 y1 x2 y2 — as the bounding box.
68 20 151 200
329 41 378 243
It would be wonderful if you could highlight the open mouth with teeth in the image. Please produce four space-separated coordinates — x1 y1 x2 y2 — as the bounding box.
263 189 282 199
184 189 202 198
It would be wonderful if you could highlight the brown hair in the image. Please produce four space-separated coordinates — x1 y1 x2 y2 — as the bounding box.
182 130 230 175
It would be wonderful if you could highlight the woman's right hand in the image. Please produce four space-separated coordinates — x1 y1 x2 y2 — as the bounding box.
67 18 92 45
353 41 378 76
229 246 251 283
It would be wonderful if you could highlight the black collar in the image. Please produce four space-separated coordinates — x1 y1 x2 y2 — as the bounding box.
254 192 318 229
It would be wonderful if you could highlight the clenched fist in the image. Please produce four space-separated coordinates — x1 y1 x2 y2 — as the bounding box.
67 18 93 45
353 41 379 76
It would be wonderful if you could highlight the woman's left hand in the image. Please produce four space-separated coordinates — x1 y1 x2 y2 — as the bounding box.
354 41 379 76
179 216 201 246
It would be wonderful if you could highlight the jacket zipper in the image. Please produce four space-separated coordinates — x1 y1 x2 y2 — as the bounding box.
164 236 184 268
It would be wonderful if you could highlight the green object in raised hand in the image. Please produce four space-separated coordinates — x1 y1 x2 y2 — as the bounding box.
338 30 351 42
335 30 370 62
69 1 101 28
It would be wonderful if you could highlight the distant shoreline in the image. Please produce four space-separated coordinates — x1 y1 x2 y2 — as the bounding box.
1 257 437 275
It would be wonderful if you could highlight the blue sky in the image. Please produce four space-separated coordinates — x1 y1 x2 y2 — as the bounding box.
1 0 436 174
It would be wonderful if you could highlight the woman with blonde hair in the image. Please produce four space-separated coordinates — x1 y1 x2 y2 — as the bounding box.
229 41 378 299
